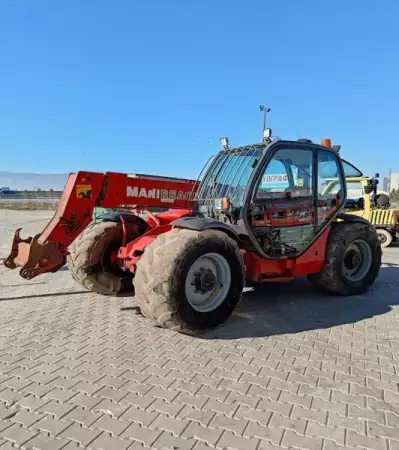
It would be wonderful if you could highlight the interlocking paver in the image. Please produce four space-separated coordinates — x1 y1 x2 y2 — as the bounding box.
37 399 75 418
387 412 399 428
34 414 72 436
152 430 197 450
177 405 216 426
282 430 323 450
20 431 70 450
244 421 283 444
62 405 103 427
0 387 21 406
347 429 388 450
182 421 223 447
0 441 17 450
367 420 399 440
58 421 102 446
92 415 131 437
150 412 191 436
13 409 46 428
43 387 78 403
257 398 292 417
389 439 399 450
120 406 159 426
218 430 260 450
306 421 346 446
0 423 39 447
348 404 386 424
2 210 399 449
120 422 162 446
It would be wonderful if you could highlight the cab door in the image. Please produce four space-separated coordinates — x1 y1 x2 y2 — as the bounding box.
245 143 346 257
249 145 316 254
316 149 346 229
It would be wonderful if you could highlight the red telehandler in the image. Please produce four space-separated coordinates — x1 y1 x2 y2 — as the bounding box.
4 133 381 334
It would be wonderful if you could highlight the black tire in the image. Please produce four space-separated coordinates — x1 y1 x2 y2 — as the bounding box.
308 222 381 296
376 228 393 248
67 220 143 295
134 228 245 334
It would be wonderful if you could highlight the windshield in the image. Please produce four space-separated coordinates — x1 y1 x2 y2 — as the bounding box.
342 159 363 177
318 157 362 179
195 146 264 206
318 157 364 196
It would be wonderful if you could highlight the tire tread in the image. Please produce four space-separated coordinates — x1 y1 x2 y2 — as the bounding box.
67 221 141 295
134 228 245 334
308 222 381 295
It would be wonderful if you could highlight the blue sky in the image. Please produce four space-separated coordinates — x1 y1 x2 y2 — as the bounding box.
0 0 398 180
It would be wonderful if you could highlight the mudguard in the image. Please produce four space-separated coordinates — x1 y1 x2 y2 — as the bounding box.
171 216 239 241
95 212 148 232
336 212 371 225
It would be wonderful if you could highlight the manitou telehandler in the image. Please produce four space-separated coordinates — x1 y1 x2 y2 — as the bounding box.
4 132 382 333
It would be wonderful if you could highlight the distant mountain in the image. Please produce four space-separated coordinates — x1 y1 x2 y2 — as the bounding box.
0 172 68 191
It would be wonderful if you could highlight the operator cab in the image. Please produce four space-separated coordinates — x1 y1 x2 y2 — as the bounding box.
193 132 347 259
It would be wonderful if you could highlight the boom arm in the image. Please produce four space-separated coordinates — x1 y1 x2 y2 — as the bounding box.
4 171 198 279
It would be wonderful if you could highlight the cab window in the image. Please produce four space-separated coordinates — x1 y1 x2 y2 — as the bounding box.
255 148 313 199
317 150 345 227
342 159 363 178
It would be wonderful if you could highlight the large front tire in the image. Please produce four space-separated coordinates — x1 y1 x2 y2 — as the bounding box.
134 229 245 333
67 220 143 295
308 222 381 296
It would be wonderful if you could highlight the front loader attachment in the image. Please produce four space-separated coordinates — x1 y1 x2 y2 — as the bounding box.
3 171 107 280
4 229 66 279
3 170 198 280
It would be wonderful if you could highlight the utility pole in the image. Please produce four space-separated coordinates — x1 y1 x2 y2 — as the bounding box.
259 105 271 139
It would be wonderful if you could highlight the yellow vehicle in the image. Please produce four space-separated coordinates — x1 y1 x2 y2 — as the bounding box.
322 160 399 248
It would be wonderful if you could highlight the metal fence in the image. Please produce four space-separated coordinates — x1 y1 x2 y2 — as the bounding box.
0 191 62 199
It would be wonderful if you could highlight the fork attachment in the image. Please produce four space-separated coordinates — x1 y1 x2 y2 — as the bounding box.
4 228 66 280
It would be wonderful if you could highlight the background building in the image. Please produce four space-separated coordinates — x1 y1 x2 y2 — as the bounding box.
385 172 399 193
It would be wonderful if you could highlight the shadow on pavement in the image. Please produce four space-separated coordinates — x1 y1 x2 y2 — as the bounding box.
0 282 48 287
205 265 399 339
0 290 89 301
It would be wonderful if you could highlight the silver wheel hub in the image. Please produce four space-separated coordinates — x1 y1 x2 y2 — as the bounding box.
378 232 387 244
192 268 217 294
185 252 231 313
342 239 372 283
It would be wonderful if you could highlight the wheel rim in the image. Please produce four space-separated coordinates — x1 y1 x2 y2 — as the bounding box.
378 232 388 245
342 239 372 283
185 252 231 313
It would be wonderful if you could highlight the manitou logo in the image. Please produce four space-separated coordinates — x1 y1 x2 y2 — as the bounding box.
126 186 194 203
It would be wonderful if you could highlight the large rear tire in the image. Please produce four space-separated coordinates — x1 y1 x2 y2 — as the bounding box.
134 228 245 333
67 220 144 295
308 222 381 296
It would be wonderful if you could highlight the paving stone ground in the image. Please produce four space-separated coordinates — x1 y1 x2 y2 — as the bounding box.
1 210 399 450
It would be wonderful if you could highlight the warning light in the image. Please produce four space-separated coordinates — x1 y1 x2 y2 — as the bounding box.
321 139 332 148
